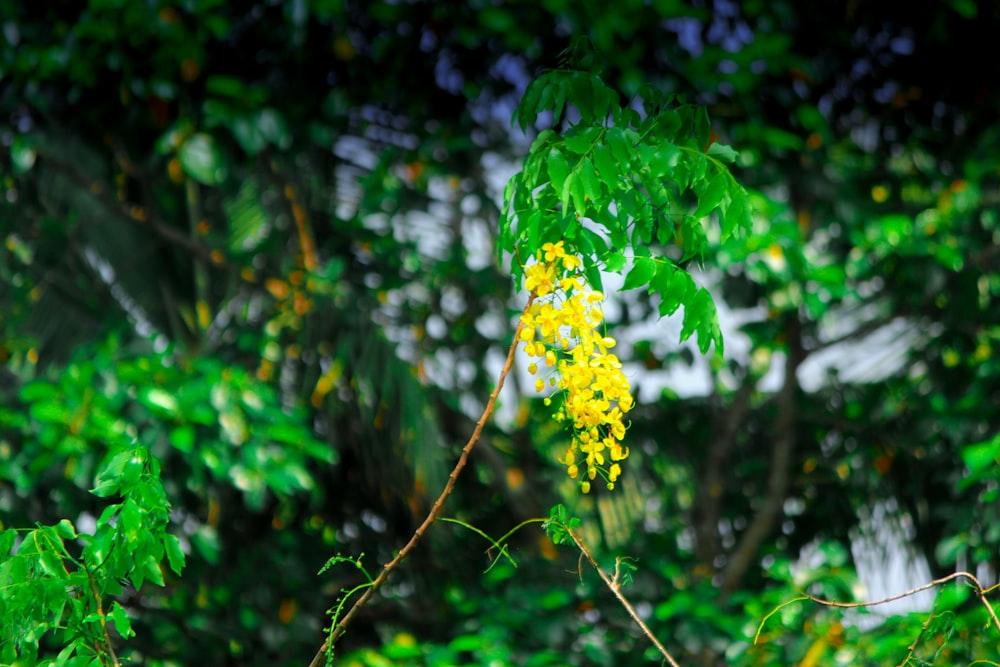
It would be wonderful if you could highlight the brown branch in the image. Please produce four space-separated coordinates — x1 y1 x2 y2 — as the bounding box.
721 316 805 595
755 572 1000 647
306 296 535 667
693 377 756 569
83 564 121 667
566 527 681 667
806 571 1000 633
39 152 229 271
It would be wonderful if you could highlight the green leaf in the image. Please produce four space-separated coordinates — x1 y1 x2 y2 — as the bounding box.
589 73 615 120
570 168 587 214
163 533 186 575
656 267 694 318
650 142 681 178
11 135 37 174
604 252 627 274
530 128 556 153
142 553 165 587
581 227 609 257
39 548 65 577
566 72 594 123
681 288 723 354
120 499 142 544
563 127 599 154
18 380 59 403
449 635 485 652
138 387 179 417
547 147 570 198
960 434 1000 488
592 143 619 191
169 424 195 453
694 172 727 219
552 78 568 126
560 174 575 215
91 477 121 498
178 133 227 185
606 127 632 165
110 602 134 639
514 77 543 130
584 261 603 294
579 156 603 208
760 128 803 151
192 525 221 565
55 519 77 540
686 152 708 191
707 143 739 162
623 257 656 290
722 186 751 241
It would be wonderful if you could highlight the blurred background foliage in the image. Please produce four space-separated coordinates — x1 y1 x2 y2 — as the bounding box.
1 0 999 665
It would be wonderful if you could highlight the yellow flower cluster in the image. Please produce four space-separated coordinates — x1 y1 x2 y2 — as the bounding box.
520 241 634 493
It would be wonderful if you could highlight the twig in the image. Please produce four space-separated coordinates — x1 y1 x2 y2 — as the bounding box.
806 571 1000 634
566 527 681 667
895 608 935 667
83 564 121 667
306 296 535 667
755 571 1000 645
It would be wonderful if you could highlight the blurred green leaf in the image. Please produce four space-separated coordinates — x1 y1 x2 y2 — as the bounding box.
179 133 227 185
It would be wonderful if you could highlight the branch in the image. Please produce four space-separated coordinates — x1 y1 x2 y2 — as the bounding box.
306 296 535 667
694 377 755 569
807 571 1000 632
83 564 121 667
755 571 1000 644
566 527 681 667
721 316 805 595
808 313 897 353
40 152 230 271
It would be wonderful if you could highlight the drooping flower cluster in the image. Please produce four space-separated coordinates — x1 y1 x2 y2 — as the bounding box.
520 241 634 493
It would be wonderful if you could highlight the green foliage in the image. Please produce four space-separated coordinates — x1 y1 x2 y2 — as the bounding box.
542 504 580 546
501 58 751 355
1 335 331 664
2 1 1000 666
1 446 176 665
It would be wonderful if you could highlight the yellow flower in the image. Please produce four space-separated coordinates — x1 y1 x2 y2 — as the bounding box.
520 240 632 489
542 241 566 262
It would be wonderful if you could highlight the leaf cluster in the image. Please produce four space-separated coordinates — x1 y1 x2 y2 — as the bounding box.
501 66 752 354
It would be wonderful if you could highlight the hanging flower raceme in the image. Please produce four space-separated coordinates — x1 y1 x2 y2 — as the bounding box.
520 241 634 493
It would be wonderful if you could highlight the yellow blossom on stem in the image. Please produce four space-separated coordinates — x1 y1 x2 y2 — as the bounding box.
519 241 633 493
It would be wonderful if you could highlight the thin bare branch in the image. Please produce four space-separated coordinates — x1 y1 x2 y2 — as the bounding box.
755 572 1000 647
307 296 535 667
566 527 681 667
807 571 1000 634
